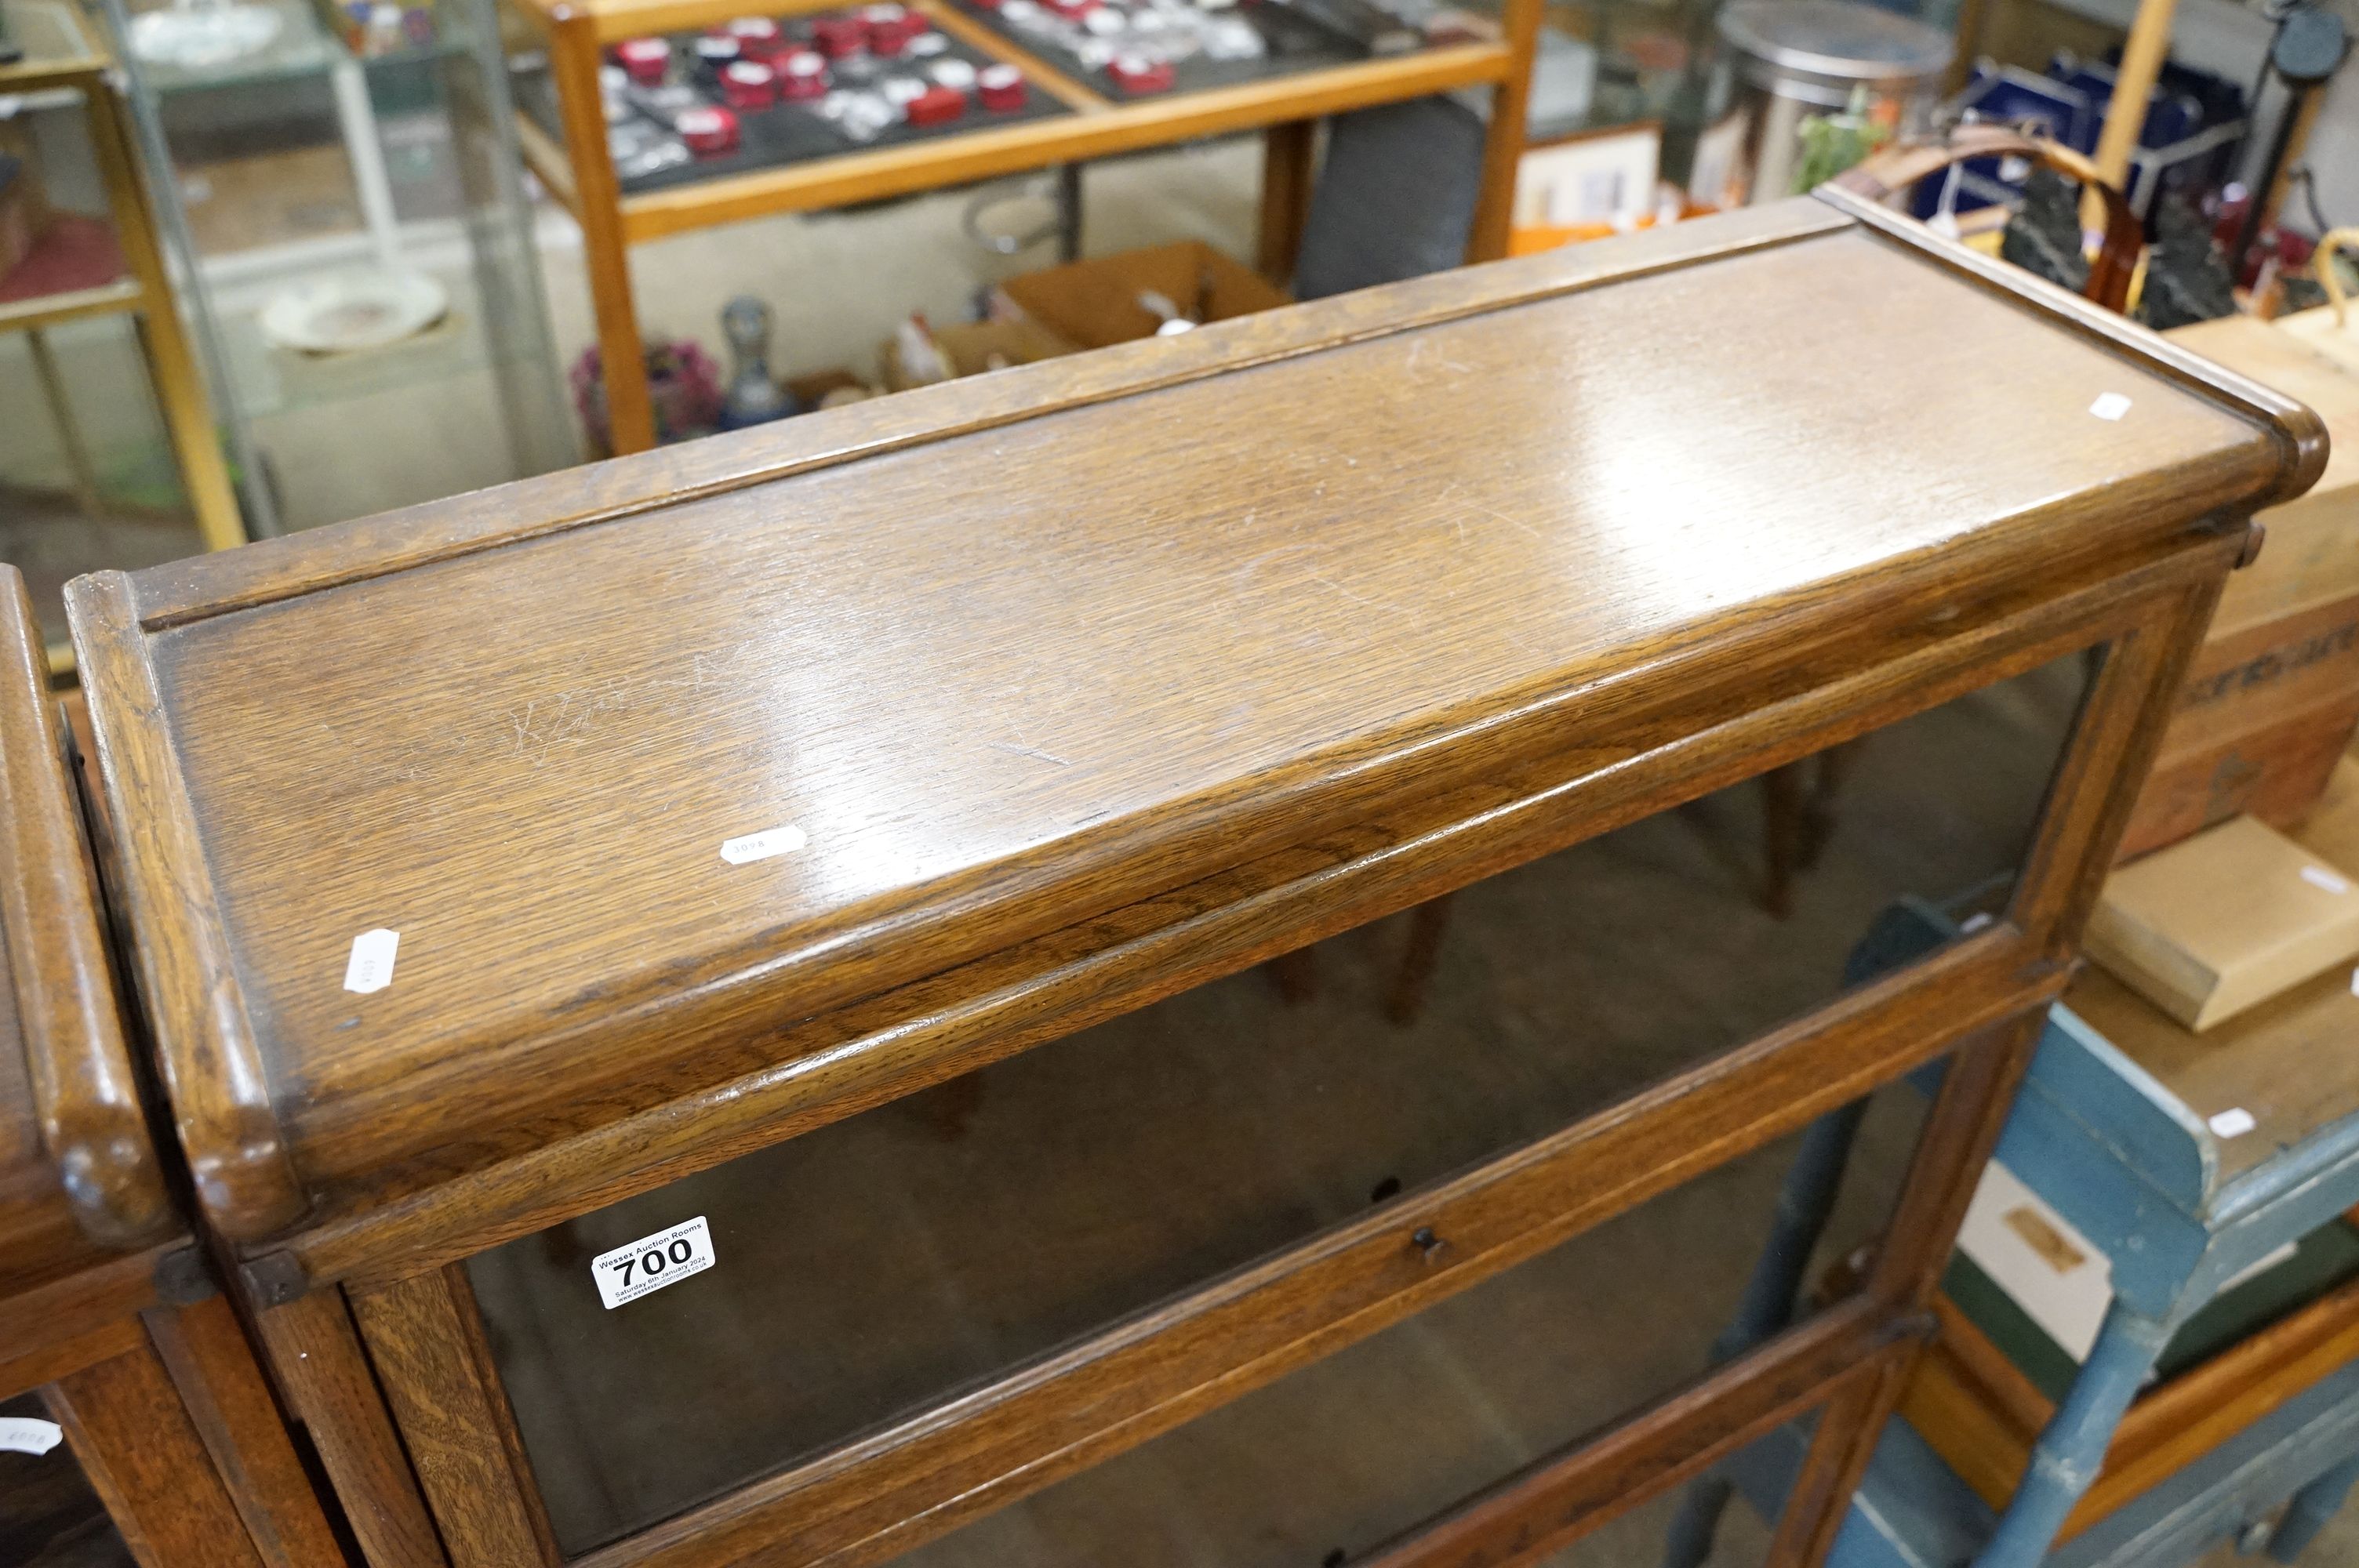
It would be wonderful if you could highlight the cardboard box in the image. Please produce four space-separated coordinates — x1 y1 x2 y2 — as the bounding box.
878 317 1074 392
2166 591 2359 760
2112 317 2359 858
2085 814 2359 1030
2274 301 2359 387
993 241 1289 350
2120 691 2359 859
2168 318 2359 636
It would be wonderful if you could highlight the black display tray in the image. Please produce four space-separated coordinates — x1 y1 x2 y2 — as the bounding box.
946 0 1372 103
514 20 1070 198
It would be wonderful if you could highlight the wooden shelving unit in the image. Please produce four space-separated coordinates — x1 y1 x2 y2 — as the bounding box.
0 0 245 612
508 0 1543 453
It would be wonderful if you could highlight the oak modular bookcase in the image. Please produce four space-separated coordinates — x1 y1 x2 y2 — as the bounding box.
0 566 341 1567
49 194 2326 1568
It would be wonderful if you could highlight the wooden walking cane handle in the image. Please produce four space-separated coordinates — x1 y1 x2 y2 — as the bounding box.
1832 125 2145 315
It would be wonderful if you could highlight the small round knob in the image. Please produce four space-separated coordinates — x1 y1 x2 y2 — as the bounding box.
1411 1226 1449 1264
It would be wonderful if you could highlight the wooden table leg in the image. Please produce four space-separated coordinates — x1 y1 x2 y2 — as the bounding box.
1257 120 1316 287
1463 0 1543 262
551 13 656 456
1265 946 1318 1005
1384 895 1455 1025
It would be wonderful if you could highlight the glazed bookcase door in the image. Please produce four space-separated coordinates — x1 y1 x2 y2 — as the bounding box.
328 536 2231 1568
0 1291 350 1568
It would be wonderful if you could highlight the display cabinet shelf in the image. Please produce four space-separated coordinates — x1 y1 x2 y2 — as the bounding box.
503 0 1542 452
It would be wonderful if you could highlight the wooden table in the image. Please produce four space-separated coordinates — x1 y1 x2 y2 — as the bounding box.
507 0 1544 455
65 195 2321 1568
1676 831 2359 1567
0 565 336 1566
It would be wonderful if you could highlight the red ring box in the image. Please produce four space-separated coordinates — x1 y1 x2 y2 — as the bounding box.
677 104 741 153
1107 54 1174 92
1045 0 1098 16
865 13 925 54
721 59 777 107
903 84 967 125
773 48 830 96
615 36 671 83
811 14 867 56
976 63 1027 110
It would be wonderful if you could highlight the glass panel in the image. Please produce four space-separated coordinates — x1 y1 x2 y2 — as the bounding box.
0 307 205 653
100 0 574 539
886 1096 1921 1568
0 1389 135 1568
467 650 2094 1556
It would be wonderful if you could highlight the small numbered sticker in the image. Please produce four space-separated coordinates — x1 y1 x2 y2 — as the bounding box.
591 1215 715 1309
2209 1107 2258 1138
343 928 400 994
0 1417 63 1455
720 824 806 865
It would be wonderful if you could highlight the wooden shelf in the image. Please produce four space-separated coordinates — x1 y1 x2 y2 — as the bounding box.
617 41 1513 239
0 276 142 332
511 0 1544 452
0 215 140 332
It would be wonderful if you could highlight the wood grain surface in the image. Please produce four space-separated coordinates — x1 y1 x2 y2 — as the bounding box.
67 571 305 1242
145 1296 352 1568
252 1288 450 1568
284 532 2199 1291
0 565 172 1268
67 205 2317 1260
47 1340 271 1568
352 1270 558 1568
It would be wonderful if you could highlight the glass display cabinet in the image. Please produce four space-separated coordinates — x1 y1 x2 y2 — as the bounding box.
0 564 342 1568
95 0 575 536
64 194 2321 1568
0 0 242 665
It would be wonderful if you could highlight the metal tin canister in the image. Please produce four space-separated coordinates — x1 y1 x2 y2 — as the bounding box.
1697 0 1950 206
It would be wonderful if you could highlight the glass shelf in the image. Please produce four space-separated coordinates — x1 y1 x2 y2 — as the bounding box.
121 0 343 93
0 0 106 79
103 0 576 535
213 258 493 419
121 0 482 96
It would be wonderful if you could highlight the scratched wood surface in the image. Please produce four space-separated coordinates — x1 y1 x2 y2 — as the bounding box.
1 568 354 1568
67 200 2321 1261
0 564 172 1306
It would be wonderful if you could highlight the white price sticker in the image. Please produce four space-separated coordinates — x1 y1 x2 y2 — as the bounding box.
0 1417 62 1455
720 825 806 865
591 1215 715 1308
2209 1107 2257 1138
343 928 400 994
2089 392 2132 421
